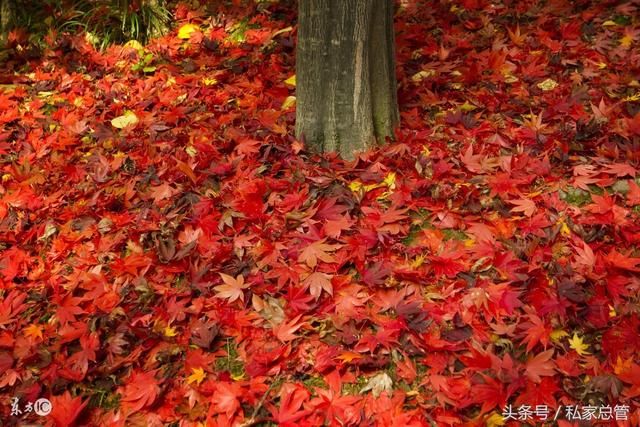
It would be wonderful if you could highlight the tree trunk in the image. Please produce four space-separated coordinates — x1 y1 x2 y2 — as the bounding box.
295 0 399 160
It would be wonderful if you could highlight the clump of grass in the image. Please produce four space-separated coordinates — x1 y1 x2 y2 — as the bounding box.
3 0 171 51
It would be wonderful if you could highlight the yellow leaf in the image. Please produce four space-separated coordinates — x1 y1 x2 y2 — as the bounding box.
284 75 296 86
504 74 519 84
364 182 384 192
411 69 436 83
558 219 571 236
602 20 617 27
550 329 568 343
460 101 477 112
281 95 296 110
85 32 100 45
376 191 393 201
620 34 634 48
609 305 617 318
111 111 139 129
537 78 558 91
164 325 178 337
231 372 245 381
178 23 200 40
623 92 640 102
185 146 197 157
272 26 293 38
410 254 426 268
202 78 218 86
187 367 206 385
383 172 396 188
124 40 144 50
24 324 43 340
569 333 591 356
349 181 363 193
486 412 506 427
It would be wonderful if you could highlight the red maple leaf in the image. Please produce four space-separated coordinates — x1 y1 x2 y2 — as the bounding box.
119 369 161 413
49 391 88 426
0 290 28 327
209 382 242 418
525 350 556 383
309 371 362 425
626 180 640 206
273 314 305 343
268 383 312 425
519 313 552 352
605 250 640 272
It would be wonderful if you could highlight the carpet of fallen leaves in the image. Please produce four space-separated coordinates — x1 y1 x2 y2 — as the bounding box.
1 0 640 425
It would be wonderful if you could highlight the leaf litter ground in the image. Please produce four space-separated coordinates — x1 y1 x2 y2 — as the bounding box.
1 0 640 425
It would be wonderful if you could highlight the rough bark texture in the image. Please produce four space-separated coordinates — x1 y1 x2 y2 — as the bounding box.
296 0 399 160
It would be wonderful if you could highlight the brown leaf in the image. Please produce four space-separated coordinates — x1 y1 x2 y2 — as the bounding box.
190 319 219 349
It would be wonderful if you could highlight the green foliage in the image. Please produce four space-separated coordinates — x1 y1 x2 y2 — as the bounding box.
131 50 157 73
214 339 246 379
68 0 171 49
6 0 171 50
82 0 170 48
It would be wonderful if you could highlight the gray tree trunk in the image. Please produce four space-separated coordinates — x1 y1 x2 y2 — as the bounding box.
295 0 399 160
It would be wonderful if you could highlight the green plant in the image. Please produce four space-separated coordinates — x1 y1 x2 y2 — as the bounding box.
5 0 171 50
75 0 171 49
130 49 156 73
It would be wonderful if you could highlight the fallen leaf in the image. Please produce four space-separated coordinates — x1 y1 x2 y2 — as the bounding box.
178 23 200 39
360 372 393 397
187 367 206 385
111 111 139 129
508 197 536 217
537 78 558 91
568 333 591 356
215 273 249 303
303 271 333 299
525 350 556 383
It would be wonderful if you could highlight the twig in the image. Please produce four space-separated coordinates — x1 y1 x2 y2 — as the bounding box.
240 374 283 427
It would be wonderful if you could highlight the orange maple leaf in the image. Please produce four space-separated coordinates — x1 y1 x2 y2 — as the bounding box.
298 239 340 268
508 197 536 217
215 273 249 303
303 271 333 299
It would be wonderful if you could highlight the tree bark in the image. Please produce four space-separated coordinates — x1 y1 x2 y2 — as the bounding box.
295 0 399 160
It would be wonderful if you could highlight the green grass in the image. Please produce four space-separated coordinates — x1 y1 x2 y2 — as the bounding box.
215 338 246 379
559 186 592 206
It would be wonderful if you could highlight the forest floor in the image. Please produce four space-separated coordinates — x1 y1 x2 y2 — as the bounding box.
1 0 640 426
